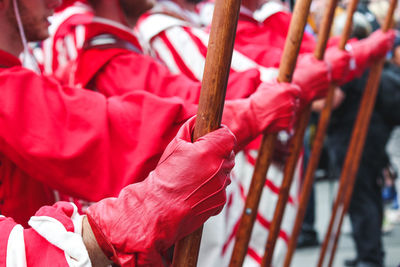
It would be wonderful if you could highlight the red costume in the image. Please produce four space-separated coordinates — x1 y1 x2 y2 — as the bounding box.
68 18 261 102
136 3 306 266
0 118 237 267
0 202 89 267
0 49 197 225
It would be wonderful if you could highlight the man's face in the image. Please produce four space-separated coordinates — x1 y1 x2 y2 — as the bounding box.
7 0 61 42
119 0 155 23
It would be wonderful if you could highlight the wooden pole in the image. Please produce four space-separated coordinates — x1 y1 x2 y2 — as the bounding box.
171 0 241 265
283 0 359 265
228 133 277 267
228 0 313 264
261 107 311 267
317 0 397 266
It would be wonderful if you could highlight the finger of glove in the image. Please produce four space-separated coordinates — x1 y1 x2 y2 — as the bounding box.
325 48 351 83
152 126 235 206
293 57 330 103
184 151 233 207
180 177 230 240
256 80 301 100
369 30 395 59
156 116 196 165
251 82 299 133
136 248 164 267
380 30 396 56
264 97 297 133
158 116 236 168
194 125 237 161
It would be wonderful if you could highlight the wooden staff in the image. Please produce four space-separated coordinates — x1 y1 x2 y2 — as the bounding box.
317 0 397 266
283 0 359 265
228 133 277 267
228 0 314 265
171 0 241 265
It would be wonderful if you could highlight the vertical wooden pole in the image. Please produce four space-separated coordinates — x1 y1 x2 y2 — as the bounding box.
317 0 397 266
171 0 241 265
261 108 311 267
228 133 277 267
283 0 359 265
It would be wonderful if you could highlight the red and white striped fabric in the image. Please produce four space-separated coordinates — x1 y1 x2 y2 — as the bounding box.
137 3 303 266
0 202 90 267
136 3 279 83
39 1 93 76
198 151 303 267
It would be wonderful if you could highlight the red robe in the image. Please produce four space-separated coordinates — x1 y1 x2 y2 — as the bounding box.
0 49 197 226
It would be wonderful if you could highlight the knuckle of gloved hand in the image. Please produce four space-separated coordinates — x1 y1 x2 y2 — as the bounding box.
201 128 235 156
223 154 235 172
156 140 185 167
199 159 231 188
195 180 227 208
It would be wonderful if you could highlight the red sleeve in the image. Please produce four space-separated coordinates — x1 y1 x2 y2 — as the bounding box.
262 12 316 53
234 39 283 68
225 69 261 99
0 67 197 201
234 11 316 68
94 53 202 103
94 52 260 102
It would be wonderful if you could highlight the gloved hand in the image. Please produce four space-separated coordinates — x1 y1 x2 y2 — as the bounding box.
292 54 331 106
346 29 395 80
324 46 351 85
86 117 236 266
222 80 300 150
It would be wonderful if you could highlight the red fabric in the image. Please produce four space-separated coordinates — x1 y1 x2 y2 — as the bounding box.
234 11 316 68
73 21 202 103
42 5 93 76
136 9 262 98
55 0 87 12
0 52 55 226
87 118 236 266
0 58 197 226
72 20 259 101
0 202 83 267
0 51 21 68
24 227 68 267
0 154 56 228
0 217 16 266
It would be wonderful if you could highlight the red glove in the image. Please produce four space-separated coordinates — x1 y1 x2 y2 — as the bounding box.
324 47 351 85
293 54 331 106
86 118 236 266
222 80 300 150
346 29 395 80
